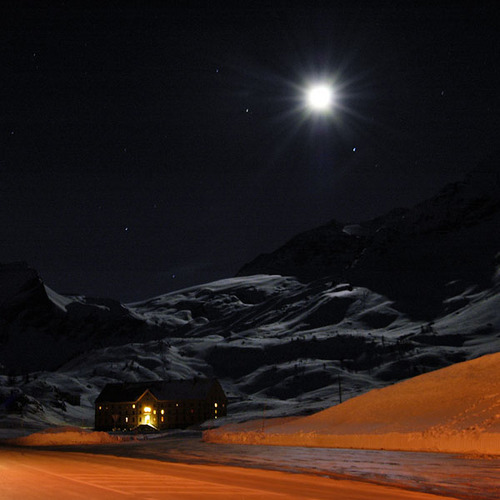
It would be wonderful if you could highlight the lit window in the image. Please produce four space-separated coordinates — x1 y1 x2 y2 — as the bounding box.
98 406 102 410
215 409 217 414
153 410 156 414
125 417 128 423
161 416 164 422
215 416 218 419
214 402 218 408
132 404 135 409
144 406 152 413
161 409 164 415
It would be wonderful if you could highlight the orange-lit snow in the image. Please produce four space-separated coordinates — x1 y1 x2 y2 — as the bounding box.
0 447 462 499
205 352 500 455
5 426 130 446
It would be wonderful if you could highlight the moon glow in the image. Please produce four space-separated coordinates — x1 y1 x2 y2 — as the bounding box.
306 84 333 111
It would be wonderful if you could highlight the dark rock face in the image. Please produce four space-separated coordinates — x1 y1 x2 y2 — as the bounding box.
0 262 57 322
238 220 367 283
0 263 160 373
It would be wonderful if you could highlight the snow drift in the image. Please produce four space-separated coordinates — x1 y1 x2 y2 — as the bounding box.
4 426 129 446
204 352 500 455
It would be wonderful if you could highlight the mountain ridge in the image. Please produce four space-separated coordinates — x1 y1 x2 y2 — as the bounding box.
238 154 500 318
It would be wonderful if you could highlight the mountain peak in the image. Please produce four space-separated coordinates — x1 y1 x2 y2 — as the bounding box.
237 154 500 318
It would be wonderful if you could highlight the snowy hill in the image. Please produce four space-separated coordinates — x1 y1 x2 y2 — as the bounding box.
205 352 500 455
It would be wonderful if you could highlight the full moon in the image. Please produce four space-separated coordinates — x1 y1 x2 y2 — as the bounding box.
306 84 333 111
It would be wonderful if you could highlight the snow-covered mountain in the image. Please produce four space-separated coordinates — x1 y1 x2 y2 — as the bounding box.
1 272 499 433
239 153 500 319
0 156 499 433
0 262 163 373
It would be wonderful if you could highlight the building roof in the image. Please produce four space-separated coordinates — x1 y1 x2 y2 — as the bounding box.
95 378 222 403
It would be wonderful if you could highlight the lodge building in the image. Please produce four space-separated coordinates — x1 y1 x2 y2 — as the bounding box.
95 378 227 431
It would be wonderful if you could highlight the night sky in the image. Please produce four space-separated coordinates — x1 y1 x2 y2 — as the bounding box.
1 1 499 301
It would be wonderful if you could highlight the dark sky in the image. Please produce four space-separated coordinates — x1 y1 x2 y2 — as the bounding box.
1 1 499 302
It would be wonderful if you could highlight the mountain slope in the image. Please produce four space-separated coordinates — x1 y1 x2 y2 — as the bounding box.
238 155 500 318
0 262 162 372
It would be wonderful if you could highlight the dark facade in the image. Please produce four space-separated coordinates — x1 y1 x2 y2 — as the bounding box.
94 378 227 431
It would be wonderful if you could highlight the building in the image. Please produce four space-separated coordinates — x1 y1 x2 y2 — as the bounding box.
94 378 227 431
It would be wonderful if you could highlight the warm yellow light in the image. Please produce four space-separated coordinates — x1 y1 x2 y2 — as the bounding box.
161 409 164 414
144 406 152 413
132 404 135 409
125 417 128 423
214 403 218 408
98 406 102 410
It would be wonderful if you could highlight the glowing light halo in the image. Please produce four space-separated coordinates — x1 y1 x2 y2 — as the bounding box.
306 84 334 112
243 70 354 154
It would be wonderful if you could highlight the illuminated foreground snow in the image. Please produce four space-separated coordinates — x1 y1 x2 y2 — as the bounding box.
3 426 130 446
0 447 466 500
3 431 499 499
204 353 500 455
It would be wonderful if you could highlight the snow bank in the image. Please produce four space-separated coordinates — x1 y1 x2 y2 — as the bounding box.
204 353 500 455
205 428 500 455
4 426 129 446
